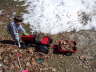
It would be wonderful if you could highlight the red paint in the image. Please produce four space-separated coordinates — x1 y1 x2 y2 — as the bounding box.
20 35 36 43
40 36 52 45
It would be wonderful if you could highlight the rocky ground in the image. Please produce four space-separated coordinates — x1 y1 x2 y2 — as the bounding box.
50 31 96 72
0 0 96 72
1 29 96 72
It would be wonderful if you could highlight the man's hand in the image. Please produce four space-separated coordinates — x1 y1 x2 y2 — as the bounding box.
22 32 29 35
15 33 21 47
15 33 20 41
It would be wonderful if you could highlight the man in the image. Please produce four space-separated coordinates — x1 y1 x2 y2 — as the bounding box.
7 16 28 47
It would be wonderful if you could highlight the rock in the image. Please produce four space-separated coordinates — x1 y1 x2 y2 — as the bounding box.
0 56 2 60
0 62 3 67
52 68 56 72
31 58 37 65
0 67 4 72
26 62 31 67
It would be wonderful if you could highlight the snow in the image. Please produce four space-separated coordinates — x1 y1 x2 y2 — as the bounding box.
0 10 3 15
23 0 96 34
14 0 24 1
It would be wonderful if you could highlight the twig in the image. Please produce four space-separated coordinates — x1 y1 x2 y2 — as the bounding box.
17 56 23 71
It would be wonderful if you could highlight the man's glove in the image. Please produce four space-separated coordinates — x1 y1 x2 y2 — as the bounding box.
15 33 21 48
15 33 20 41
22 32 29 35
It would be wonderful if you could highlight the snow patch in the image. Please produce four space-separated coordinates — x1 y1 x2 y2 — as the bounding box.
0 10 3 15
23 0 96 34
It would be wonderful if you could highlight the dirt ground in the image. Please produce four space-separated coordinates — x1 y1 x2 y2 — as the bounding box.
1 29 96 72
